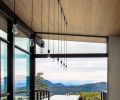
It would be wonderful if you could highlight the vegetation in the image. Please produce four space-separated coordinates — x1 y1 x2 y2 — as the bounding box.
79 92 101 100
35 72 48 90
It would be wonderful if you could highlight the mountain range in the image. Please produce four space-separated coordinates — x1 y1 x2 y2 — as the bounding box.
1 77 107 95
42 80 107 95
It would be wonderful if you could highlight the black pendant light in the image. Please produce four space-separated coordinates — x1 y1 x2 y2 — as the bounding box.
47 0 51 58
53 0 56 62
63 15 66 67
65 21 68 68
40 0 44 53
30 0 34 47
57 0 60 64
12 0 18 34
60 6 63 67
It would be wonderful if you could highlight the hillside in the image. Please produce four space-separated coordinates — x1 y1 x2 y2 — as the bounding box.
43 80 107 95
1 77 107 95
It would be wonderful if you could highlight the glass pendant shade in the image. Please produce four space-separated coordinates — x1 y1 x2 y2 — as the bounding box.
30 39 34 47
53 58 55 62
40 47 44 53
12 24 18 34
47 49 51 58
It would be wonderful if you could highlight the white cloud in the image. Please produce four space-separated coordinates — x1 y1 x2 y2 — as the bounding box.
36 58 107 85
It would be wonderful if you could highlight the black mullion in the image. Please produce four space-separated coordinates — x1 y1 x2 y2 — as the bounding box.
7 19 14 100
30 33 36 100
35 53 108 58
0 37 10 44
35 32 107 38
15 45 31 55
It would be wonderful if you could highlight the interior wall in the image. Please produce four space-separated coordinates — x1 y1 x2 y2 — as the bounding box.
108 36 120 100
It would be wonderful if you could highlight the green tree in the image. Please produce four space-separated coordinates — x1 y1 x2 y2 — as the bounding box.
35 72 48 90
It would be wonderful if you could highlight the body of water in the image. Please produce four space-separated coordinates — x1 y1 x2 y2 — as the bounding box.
44 95 79 100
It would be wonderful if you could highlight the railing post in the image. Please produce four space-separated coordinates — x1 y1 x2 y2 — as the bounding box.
48 91 50 100
40 91 42 100
36 92 39 100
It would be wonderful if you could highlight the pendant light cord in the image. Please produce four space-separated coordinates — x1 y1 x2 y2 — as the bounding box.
53 0 55 57
31 0 34 35
57 0 60 61
61 7 63 64
48 0 50 53
41 0 43 38
66 22 68 67
13 0 16 18
64 16 65 66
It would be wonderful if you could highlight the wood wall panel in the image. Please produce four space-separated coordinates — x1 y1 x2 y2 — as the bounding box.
4 0 120 38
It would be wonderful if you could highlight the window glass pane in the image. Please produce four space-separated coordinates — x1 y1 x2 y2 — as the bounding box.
36 58 107 96
36 39 107 54
0 16 7 40
14 48 30 92
1 41 7 93
15 29 30 52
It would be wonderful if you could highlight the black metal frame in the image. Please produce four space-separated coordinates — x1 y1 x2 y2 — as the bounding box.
35 53 108 58
30 33 36 100
35 32 107 38
0 1 33 100
7 17 14 100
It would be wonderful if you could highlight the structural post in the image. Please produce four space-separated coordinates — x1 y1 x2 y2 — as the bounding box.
30 33 36 100
0 40 2 97
7 19 14 100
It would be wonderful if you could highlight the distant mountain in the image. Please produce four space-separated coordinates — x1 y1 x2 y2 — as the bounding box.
1 77 107 95
43 80 107 95
54 83 65 87
42 80 54 87
42 80 65 87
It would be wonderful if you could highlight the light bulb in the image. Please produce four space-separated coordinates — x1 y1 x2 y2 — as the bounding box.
61 61 63 67
63 63 65 67
57 58 59 65
40 47 44 53
30 39 34 47
53 58 55 62
65 65 67 68
47 49 51 58
47 53 50 58
12 24 18 34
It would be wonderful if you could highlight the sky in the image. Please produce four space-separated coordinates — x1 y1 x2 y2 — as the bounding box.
35 40 107 85
36 57 107 85
1 37 107 86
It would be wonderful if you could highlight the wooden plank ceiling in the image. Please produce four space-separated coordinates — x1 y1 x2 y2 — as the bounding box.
3 0 120 42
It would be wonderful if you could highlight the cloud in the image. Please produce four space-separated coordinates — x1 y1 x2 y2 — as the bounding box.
36 58 107 85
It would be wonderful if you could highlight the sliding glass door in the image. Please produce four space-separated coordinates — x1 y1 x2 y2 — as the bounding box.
0 15 8 100
1 41 7 93
14 28 30 100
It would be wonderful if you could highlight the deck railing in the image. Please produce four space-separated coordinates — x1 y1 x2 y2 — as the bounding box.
35 90 50 100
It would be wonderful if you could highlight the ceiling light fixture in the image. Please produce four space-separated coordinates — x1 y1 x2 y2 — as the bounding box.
65 21 68 68
30 0 34 47
53 0 56 62
47 0 51 58
12 0 18 34
63 15 66 67
57 0 60 64
40 0 44 53
60 6 63 67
